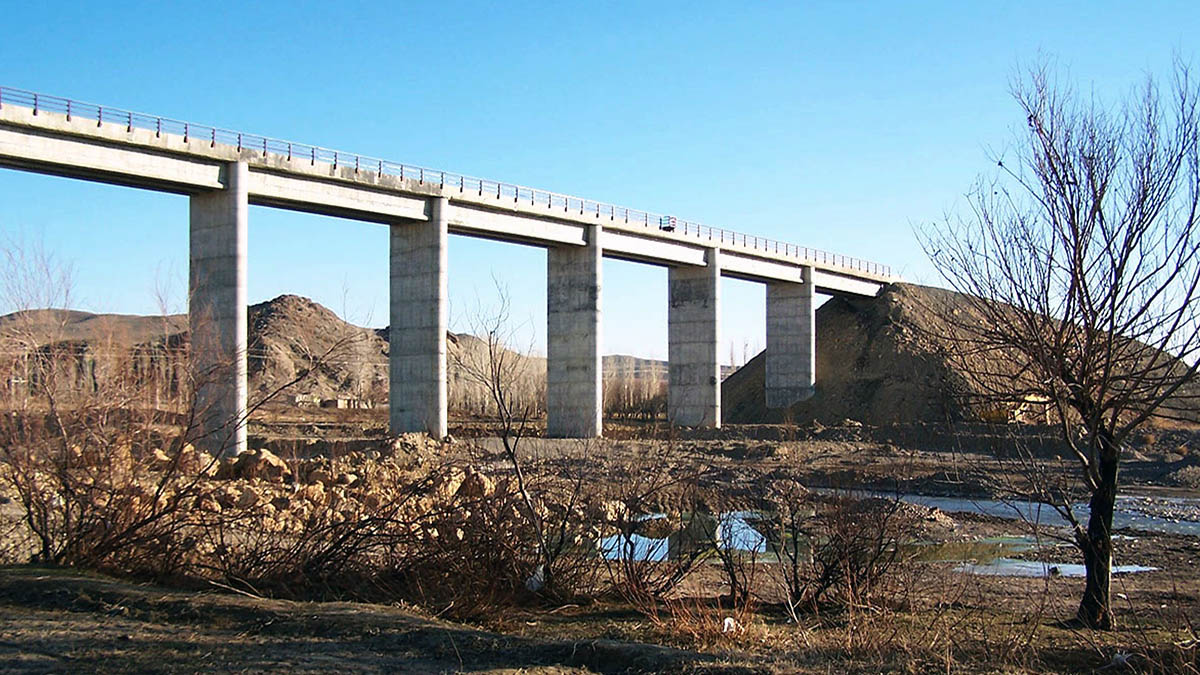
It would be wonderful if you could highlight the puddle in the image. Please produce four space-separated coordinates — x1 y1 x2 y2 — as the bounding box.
716 511 767 553
955 558 1158 578
600 511 768 561
600 532 671 562
905 536 1035 563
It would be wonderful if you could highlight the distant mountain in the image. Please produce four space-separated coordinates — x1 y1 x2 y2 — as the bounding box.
0 295 668 406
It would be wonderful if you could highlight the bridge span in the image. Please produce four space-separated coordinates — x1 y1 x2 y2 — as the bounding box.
0 86 896 454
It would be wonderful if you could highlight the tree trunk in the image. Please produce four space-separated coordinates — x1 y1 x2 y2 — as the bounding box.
1076 436 1119 629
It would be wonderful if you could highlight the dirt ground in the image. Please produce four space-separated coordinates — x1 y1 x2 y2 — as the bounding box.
0 567 755 674
0 529 1196 673
1 419 1197 673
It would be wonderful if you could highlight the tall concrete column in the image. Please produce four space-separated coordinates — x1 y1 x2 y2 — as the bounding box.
668 248 721 427
765 265 815 408
189 160 248 457
389 197 449 438
547 224 602 437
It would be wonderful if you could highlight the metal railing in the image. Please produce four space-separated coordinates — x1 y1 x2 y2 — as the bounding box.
0 85 892 278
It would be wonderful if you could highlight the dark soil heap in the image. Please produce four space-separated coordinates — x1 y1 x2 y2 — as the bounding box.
722 283 973 426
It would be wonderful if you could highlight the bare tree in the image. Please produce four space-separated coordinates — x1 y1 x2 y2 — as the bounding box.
451 281 585 596
920 60 1200 628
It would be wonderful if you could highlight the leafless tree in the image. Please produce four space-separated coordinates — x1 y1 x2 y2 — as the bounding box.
451 281 585 596
920 59 1200 628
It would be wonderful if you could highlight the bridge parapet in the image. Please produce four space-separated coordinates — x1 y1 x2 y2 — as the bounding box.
0 85 894 281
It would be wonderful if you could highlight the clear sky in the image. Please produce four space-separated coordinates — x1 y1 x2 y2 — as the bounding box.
0 1 1194 362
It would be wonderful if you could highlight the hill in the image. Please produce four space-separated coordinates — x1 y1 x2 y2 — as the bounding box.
0 296 669 407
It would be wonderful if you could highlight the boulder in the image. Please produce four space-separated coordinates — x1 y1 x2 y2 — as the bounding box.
232 448 292 482
456 468 495 500
235 485 260 509
296 483 325 506
306 469 333 487
433 468 466 503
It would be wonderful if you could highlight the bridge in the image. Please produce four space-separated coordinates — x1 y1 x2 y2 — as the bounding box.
0 86 896 455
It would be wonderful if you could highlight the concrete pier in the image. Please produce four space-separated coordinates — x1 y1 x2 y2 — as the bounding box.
547 224 602 437
189 160 249 456
668 248 721 427
389 197 449 438
765 265 815 408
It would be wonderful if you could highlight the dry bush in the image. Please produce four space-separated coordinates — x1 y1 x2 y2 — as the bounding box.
691 493 768 610
642 595 767 651
0 315 217 574
596 442 713 607
765 483 921 617
198 454 436 599
0 237 366 579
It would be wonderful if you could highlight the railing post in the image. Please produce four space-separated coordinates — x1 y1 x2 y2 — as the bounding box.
66 100 71 121
32 93 38 115
127 111 132 132
156 118 161 137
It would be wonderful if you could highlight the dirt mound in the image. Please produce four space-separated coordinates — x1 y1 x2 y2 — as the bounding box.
723 283 972 425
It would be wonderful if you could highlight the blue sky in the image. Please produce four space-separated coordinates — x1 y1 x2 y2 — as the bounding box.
0 1 1194 361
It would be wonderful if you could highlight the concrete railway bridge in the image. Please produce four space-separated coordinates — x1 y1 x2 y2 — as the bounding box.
0 87 896 455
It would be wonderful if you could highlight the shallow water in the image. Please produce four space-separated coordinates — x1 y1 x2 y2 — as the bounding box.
955 558 1158 578
898 493 1200 537
809 487 1200 536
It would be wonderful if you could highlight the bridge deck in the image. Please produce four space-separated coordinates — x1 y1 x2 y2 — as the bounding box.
0 86 894 296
